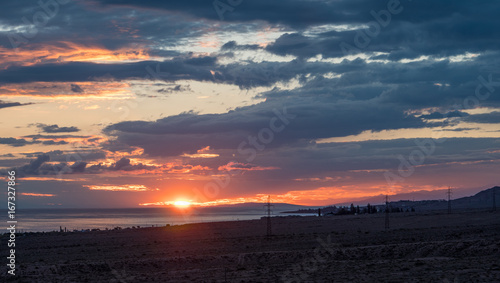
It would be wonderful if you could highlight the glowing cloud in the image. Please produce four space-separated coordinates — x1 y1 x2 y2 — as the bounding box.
0 81 131 98
20 193 55 197
218 162 279 171
85 185 151 192
0 41 151 68
182 146 219 158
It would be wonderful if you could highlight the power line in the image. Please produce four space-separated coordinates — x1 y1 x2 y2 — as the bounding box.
264 195 273 237
447 187 452 214
385 194 390 230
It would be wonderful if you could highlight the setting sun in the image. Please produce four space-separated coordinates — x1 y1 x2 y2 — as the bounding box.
173 200 191 208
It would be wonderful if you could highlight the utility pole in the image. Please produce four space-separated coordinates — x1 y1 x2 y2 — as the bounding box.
385 194 390 230
264 195 273 237
447 187 452 214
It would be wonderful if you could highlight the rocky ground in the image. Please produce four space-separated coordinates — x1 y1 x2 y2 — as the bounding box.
2 210 500 282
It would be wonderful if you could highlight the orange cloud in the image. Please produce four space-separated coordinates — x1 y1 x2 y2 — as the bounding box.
20 193 55 197
293 176 344 182
218 162 279 171
182 146 219 158
20 177 87 182
0 41 151 68
85 184 152 192
166 164 211 174
0 81 130 98
102 147 145 160
139 184 450 207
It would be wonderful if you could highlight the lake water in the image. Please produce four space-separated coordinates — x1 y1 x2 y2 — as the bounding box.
8 206 304 232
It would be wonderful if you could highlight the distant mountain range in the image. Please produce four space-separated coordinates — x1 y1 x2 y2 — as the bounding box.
422 186 499 211
329 186 499 212
332 187 498 206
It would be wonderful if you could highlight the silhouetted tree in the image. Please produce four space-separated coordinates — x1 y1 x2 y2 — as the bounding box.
337 207 349 215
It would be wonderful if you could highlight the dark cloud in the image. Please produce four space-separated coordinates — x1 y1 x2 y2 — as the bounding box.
2 154 159 177
0 59 215 84
41 140 69 145
0 138 68 147
10 154 51 176
114 157 131 170
221 41 261 51
0 137 70 147
156 84 191 94
463 112 500 124
2 0 500 63
0 100 34 109
104 97 430 157
265 33 325 59
215 137 500 180
23 134 91 139
421 111 469 120
0 134 85 148
70 84 84 93
259 3 500 60
22 149 107 163
85 157 160 173
441 127 480 132
35 124 81 133
184 56 217 66
0 138 33 147
92 0 486 32
70 161 87 173
0 153 15 158
0 1 211 51
90 0 361 26
0 57 311 89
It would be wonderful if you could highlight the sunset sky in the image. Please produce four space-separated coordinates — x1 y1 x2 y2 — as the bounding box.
1 0 499 208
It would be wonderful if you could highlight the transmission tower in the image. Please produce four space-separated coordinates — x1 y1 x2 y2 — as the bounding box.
264 195 273 237
385 194 390 229
447 187 452 214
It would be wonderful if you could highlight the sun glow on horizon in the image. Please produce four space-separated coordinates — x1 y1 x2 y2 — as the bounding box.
138 184 457 207
173 200 192 208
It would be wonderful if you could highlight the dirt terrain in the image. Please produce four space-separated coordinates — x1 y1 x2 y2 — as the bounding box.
2 210 500 282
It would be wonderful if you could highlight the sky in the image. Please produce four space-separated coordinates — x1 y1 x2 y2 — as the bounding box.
1 0 499 208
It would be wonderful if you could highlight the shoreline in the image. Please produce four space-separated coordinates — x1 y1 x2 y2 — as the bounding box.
4 207 494 234
2 214 317 234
